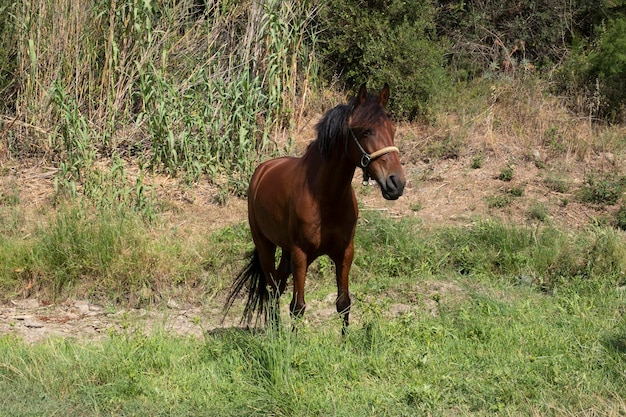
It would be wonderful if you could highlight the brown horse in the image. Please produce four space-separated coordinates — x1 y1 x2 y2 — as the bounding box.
224 84 406 331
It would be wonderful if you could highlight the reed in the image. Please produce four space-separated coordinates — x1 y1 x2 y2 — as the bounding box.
6 0 316 198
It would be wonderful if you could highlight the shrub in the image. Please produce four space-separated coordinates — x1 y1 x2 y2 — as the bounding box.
437 0 598 80
498 165 514 182
316 0 450 119
585 17 626 120
557 15 626 121
578 172 626 206
470 155 484 169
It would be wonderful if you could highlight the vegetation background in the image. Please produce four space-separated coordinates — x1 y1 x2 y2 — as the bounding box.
2 0 626 415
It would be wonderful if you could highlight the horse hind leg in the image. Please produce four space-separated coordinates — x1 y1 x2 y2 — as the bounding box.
253 239 283 327
289 248 308 321
276 249 292 295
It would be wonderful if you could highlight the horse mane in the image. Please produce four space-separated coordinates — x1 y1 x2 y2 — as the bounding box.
313 94 388 158
313 102 353 158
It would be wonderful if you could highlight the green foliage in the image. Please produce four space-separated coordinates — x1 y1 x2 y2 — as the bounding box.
316 0 450 119
579 172 626 205
0 203 211 303
438 0 601 79
356 213 626 291
2 212 626 414
498 164 514 181
586 17 626 120
424 134 463 159
486 194 513 208
1 275 626 415
557 13 626 121
527 200 550 222
0 0 17 113
544 174 570 194
5 0 316 193
470 155 484 169
34 207 145 296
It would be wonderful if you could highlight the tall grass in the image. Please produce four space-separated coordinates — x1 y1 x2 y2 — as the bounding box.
2 201 625 312
5 0 316 199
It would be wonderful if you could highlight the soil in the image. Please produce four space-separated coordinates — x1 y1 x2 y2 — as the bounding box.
0 121 623 343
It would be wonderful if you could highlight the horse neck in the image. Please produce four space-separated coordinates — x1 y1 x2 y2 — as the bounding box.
303 145 356 198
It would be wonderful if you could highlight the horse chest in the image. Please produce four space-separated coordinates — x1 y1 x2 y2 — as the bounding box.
291 202 357 254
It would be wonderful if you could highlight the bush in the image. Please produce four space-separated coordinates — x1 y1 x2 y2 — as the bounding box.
437 0 598 80
315 0 450 119
585 17 626 120
557 13 626 121
578 172 626 206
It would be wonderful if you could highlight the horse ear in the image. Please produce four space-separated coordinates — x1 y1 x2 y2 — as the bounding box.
380 83 390 107
357 83 368 106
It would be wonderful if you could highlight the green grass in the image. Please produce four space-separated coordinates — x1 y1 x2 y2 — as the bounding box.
1 279 625 416
1 210 626 415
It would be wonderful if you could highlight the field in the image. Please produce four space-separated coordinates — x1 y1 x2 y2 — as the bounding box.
2 106 626 414
2 0 626 415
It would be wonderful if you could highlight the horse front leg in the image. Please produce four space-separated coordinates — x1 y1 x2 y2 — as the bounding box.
333 242 354 334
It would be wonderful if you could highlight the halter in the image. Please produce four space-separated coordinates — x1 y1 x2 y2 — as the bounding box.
349 128 399 185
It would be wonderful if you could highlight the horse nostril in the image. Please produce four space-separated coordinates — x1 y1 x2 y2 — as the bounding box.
386 174 405 195
388 175 399 191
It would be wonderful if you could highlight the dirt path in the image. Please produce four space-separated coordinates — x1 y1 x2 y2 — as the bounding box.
0 298 209 343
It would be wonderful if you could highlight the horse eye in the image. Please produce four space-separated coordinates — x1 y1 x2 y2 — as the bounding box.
362 129 373 137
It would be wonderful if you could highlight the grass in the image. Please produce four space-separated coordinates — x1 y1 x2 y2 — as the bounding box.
527 200 550 222
6 0 316 197
0 277 625 415
498 164 514 182
485 194 513 208
1 209 626 414
0 202 248 305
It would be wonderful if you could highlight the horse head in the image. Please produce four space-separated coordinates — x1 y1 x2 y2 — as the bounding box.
348 84 406 200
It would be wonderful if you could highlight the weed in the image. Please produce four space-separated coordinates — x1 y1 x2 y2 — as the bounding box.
579 172 626 205
498 165 514 182
486 194 512 208
506 186 525 197
410 202 423 212
470 155 484 169
544 174 570 193
543 126 566 154
527 201 550 222
425 134 463 160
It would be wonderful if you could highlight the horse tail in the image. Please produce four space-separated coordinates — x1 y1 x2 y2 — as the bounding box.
224 249 269 325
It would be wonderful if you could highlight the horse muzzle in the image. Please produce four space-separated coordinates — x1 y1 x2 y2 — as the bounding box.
380 173 405 200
